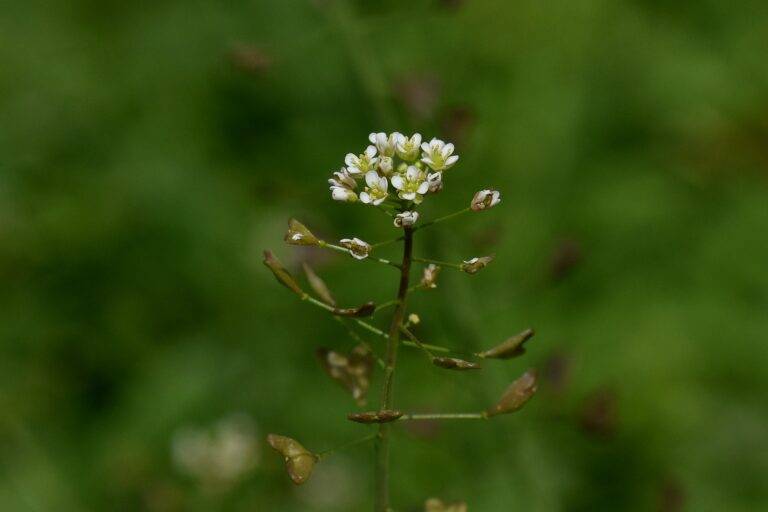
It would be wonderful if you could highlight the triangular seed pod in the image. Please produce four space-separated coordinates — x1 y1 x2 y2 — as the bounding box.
432 357 482 371
461 255 495 274
486 369 538 417
302 263 336 306
284 218 320 246
476 328 535 359
263 250 304 296
266 434 318 485
317 345 373 406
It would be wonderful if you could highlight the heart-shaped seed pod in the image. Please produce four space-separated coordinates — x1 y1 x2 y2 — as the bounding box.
486 369 538 418
266 434 318 485
318 344 374 406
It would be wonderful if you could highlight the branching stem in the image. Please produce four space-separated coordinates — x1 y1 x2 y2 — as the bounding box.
399 412 488 421
412 256 463 270
375 226 413 512
317 432 379 460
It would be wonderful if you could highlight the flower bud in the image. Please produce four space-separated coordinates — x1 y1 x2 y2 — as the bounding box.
329 167 357 189
378 156 394 176
486 369 538 417
302 263 336 306
432 357 481 371
266 434 318 485
284 218 319 246
407 313 421 325
394 211 419 228
339 237 372 260
318 344 373 406
348 410 403 424
332 301 376 318
419 264 441 289
331 186 358 202
461 255 495 274
476 328 534 359
470 189 501 211
263 250 304 296
425 498 467 512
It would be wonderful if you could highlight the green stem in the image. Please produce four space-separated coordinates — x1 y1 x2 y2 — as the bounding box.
320 241 401 269
375 227 414 512
371 208 472 249
333 317 386 370
399 325 435 360
317 433 379 460
412 256 463 270
413 207 471 233
354 319 450 353
399 412 488 421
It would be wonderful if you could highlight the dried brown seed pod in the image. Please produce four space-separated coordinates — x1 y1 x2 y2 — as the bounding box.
263 250 304 296
347 410 403 424
476 328 535 359
317 344 374 406
486 369 538 417
432 357 481 371
266 434 318 485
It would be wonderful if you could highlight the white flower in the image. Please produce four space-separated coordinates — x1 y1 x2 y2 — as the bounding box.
420 138 459 171
339 237 371 260
393 210 419 227
391 165 429 204
345 145 378 175
419 264 441 289
427 171 443 193
359 171 389 206
328 168 357 190
395 133 422 161
331 186 358 202
368 132 399 157
471 189 501 211
378 156 393 176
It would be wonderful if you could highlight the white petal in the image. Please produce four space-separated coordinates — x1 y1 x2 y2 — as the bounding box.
446 155 459 166
390 175 404 190
365 145 377 158
378 176 388 190
416 181 429 194
364 170 379 188
345 153 357 166
420 142 431 152
442 143 454 158
359 191 372 203
401 191 416 200
412 133 422 145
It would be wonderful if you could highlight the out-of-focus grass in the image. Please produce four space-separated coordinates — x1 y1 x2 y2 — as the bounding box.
1 0 767 510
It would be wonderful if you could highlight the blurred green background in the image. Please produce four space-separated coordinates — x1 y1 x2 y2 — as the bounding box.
2 0 767 510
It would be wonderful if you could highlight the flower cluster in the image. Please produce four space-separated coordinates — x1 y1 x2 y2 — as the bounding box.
328 133 460 226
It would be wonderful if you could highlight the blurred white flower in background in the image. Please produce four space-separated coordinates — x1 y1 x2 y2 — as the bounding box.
171 413 258 491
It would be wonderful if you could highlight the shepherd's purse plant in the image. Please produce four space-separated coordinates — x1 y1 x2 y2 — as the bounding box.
264 132 538 512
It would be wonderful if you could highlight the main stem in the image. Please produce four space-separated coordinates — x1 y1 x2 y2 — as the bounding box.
375 226 414 512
